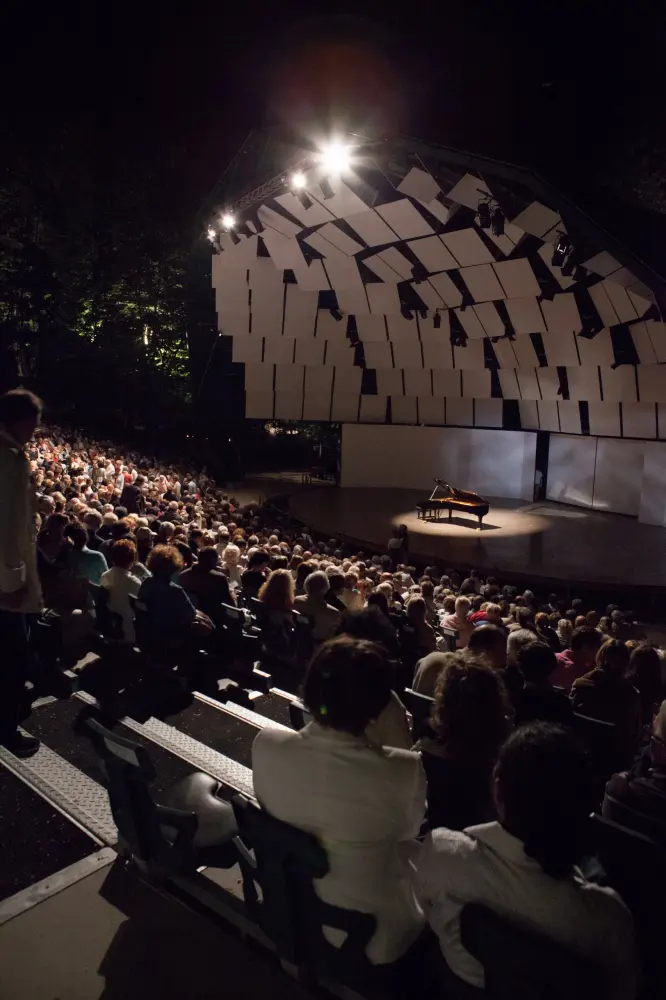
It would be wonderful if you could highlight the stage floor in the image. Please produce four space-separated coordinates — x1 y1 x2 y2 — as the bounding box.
288 488 664 591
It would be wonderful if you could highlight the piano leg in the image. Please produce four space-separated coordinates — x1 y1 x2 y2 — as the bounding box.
448 509 452 522
477 515 482 532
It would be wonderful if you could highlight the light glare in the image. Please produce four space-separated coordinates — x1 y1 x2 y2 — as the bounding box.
207 227 216 242
291 171 307 189
221 213 236 230
318 141 351 175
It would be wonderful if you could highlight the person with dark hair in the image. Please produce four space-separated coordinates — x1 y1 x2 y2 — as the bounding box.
467 624 507 671
179 546 234 621
252 636 426 965
552 625 602 691
138 544 199 647
627 643 664 727
571 639 640 767
240 549 271 599
325 571 346 613
0 388 43 756
416 653 511 831
513 641 574 727
415 723 638 999
65 521 108 585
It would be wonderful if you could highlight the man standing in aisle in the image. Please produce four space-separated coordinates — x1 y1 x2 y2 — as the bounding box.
0 389 43 757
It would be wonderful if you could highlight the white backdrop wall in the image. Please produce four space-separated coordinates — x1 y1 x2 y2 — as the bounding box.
546 434 666 523
341 425 537 500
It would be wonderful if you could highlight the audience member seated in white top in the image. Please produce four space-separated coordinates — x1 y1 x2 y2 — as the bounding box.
220 542 242 588
294 570 341 642
440 596 475 648
99 538 142 643
415 722 638 1000
252 636 426 965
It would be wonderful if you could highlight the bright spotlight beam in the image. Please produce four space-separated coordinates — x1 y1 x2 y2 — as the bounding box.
318 141 352 175
291 171 307 189
221 212 236 230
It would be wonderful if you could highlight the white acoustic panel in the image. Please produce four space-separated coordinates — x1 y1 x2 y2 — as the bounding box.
376 369 404 396
516 369 542 400
493 259 542 299
363 341 393 368
391 396 418 424
418 396 445 424
433 369 462 397
429 272 464 307
294 339 325 366
323 254 364 291
416 197 452 225
408 236 459 272
630 322 658 364
275 390 304 420
639 366 666 403
245 362 274 392
603 280 638 323
387 313 419 342
232 336 263 363
315 309 346 341
455 307 486 340
261 230 308 271
557 401 582 434
600 366 637 403
392 340 423 369
566 367 601 402
334 366 362 394
274 192 335 228
498 370 521 399
628 289 654 318
575 331 615 368
511 335 540 368
537 401 560 431
622 402 656 439
510 201 560 237
547 435 597 507
263 338 295 364
302 392 332 421
304 366 334 395
593 438 643 515
345 209 398 247
336 286 370 316
459 264 506 302
375 199 434 239
504 298 546 335
473 302 505 338
362 254 402 283
245 391 274 419
587 282 620 328
474 399 503 428
462 369 492 398
216 233 259 268
486 222 524 257
331 394 359 422
646 321 666 362
453 338 485 370
492 337 519 369
325 340 356 366
588 401 621 437
250 262 285 339
356 314 388 342
519 400 539 430
404 369 433 396
639 442 666 525
366 283 401 316
284 286 319 339
257 205 301 237
541 293 582 335
447 172 491 209
583 252 621 277
420 310 451 343
423 340 454 369
440 228 495 266
445 397 474 426
377 247 414 279
308 175 369 219
536 368 561 401
294 260 330 291
274 364 304 392
316 222 364 256
413 282 445 310
359 395 387 423
397 166 441 203
541 330 580 367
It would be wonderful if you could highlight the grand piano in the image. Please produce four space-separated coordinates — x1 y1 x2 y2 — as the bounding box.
416 479 489 529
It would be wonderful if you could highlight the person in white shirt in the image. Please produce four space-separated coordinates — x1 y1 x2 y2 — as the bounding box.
414 722 638 1000
253 636 426 965
99 538 142 643
294 570 341 642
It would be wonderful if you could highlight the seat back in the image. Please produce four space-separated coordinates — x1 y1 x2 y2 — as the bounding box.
603 784 666 845
402 688 435 740
573 712 617 787
87 718 198 874
440 627 458 652
128 595 152 651
460 903 603 1000
93 584 124 641
231 794 375 984
288 701 310 731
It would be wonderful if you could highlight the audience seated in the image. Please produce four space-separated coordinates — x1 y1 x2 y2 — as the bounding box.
440 596 474 648
571 639 640 768
294 570 341 642
252 636 426 965
513 641 574 728
137 545 202 651
603 699 666 843
179 545 234 621
627 643 664 727
415 652 510 831
415 723 638 1000
65 522 108 585
552 626 602 691
99 539 142 643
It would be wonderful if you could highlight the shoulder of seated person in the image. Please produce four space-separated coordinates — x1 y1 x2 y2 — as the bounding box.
423 826 477 861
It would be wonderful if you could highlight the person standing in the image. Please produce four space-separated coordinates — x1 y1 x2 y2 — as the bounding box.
0 389 43 757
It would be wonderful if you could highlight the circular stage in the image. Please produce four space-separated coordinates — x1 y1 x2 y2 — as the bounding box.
288 487 666 592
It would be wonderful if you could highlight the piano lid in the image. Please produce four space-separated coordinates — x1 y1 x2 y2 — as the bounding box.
430 479 487 503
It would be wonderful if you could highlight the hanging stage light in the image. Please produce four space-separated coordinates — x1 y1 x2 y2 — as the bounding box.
318 141 352 175
220 212 236 230
491 207 505 236
433 310 442 329
291 172 312 209
551 233 572 267
477 200 491 229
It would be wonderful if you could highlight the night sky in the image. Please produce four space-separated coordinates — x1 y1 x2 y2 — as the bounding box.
4 1 666 225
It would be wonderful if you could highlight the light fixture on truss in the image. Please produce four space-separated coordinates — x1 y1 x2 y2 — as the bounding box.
290 171 312 210
551 233 572 268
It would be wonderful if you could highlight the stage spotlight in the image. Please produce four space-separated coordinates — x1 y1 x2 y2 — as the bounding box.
329 306 344 321
433 310 442 329
221 212 236 230
291 172 307 189
491 207 505 236
290 172 312 209
551 233 571 267
206 228 216 242
318 140 351 175
477 200 491 229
